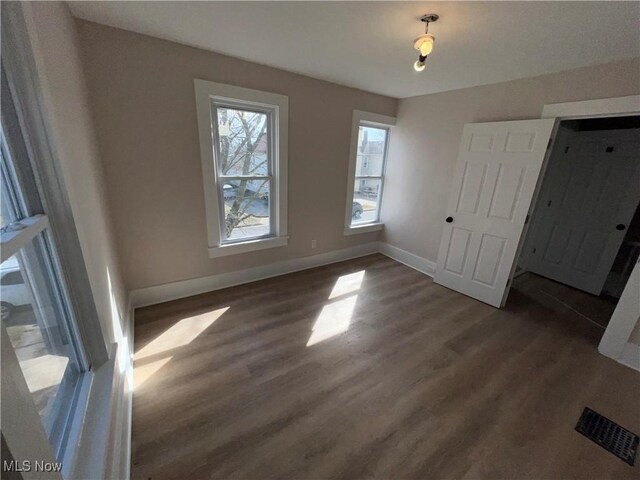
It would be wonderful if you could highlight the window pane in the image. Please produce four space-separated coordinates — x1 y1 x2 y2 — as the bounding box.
355 126 387 176
1 150 21 229
223 178 270 241
1 184 12 229
216 107 270 177
1 231 83 454
351 178 381 225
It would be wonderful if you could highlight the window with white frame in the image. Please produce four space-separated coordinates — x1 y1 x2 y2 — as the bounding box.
344 110 395 234
1 128 88 462
194 80 288 257
2 12 111 474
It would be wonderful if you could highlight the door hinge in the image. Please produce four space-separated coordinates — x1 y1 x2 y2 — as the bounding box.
547 137 553 150
532 247 537 254
525 214 530 224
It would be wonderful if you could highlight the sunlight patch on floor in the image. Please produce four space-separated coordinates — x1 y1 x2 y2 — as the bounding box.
134 307 228 389
306 295 358 346
328 270 365 299
307 270 365 346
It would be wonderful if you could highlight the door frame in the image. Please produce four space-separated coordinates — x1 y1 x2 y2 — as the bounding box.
598 260 640 371
520 126 640 294
521 95 640 369
541 95 640 120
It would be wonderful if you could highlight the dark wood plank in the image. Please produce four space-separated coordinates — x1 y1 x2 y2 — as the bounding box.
132 254 640 479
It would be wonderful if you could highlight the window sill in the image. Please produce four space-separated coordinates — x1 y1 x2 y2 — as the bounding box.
63 343 117 480
208 236 289 258
344 223 384 236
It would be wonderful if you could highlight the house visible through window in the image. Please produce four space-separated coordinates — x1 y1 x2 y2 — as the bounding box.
214 105 273 242
351 124 389 225
344 110 395 235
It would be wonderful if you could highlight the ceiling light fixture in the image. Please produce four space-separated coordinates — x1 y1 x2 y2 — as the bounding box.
413 13 438 72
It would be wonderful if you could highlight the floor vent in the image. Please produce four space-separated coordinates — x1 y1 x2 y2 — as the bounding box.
575 407 638 466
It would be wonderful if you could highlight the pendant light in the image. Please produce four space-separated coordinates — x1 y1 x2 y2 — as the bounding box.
413 14 438 72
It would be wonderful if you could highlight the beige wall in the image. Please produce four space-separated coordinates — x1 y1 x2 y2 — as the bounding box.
382 58 640 263
76 20 397 291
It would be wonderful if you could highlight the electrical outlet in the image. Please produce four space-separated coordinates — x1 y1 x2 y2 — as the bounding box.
311 239 317 249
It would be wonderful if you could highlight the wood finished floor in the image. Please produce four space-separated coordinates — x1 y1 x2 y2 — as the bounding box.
513 272 618 329
132 254 640 479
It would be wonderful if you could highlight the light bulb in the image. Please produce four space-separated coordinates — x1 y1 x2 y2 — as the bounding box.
414 60 426 72
419 35 434 56
413 34 435 56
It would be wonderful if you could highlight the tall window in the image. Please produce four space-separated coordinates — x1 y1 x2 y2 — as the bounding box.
1 131 88 460
344 111 395 235
352 125 388 225
214 105 273 242
195 80 288 257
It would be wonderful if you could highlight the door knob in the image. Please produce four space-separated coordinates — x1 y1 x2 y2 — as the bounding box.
616 224 626 231
446 216 453 223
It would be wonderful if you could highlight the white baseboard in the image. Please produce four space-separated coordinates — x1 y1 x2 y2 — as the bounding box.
111 373 132 480
131 242 380 308
131 242 438 309
378 242 436 277
108 304 134 480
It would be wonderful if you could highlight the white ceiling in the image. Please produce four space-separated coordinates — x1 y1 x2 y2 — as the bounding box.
68 1 640 99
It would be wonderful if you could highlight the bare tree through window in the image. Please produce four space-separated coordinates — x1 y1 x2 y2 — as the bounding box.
216 107 272 240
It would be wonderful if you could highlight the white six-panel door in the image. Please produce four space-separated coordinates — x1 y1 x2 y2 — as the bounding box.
434 119 555 307
522 128 640 295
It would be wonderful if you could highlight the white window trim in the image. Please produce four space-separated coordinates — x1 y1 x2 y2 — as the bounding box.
344 110 396 236
3 3 121 474
1 214 49 262
344 222 385 236
194 79 288 258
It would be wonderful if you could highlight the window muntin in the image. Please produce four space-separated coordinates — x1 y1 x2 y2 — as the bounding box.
350 125 389 226
1 132 87 460
212 103 275 243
